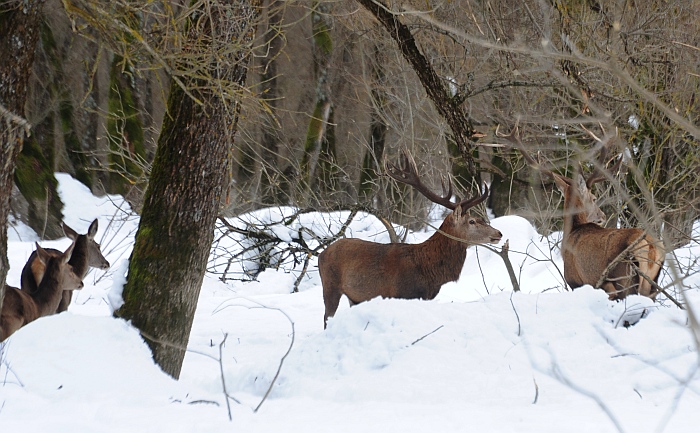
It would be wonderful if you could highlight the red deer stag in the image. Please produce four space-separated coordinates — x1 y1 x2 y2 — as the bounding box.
21 219 109 313
500 127 664 300
319 150 503 328
1 242 84 341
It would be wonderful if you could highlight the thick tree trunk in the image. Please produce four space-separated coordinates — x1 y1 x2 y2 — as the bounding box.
1 0 44 313
115 0 261 378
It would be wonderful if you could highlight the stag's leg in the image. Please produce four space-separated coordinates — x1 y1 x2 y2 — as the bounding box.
601 261 634 300
321 266 342 329
323 287 342 329
601 281 622 300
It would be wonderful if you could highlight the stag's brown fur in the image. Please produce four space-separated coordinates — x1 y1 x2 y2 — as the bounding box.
553 173 664 300
21 219 109 313
1 242 84 341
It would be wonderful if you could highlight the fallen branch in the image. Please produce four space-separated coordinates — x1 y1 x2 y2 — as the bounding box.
481 239 521 292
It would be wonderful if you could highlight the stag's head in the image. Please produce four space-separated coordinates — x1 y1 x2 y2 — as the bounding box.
440 190 502 245
385 150 502 245
552 172 606 225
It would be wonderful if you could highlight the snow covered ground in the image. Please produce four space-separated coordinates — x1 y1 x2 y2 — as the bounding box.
1 173 699 433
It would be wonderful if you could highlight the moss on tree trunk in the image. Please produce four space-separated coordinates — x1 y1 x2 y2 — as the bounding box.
299 2 334 205
14 135 64 239
11 20 69 239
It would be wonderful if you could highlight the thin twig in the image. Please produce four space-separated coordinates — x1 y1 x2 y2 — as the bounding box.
532 377 539 404
410 325 444 346
510 292 521 337
254 308 295 413
631 263 685 310
218 334 234 421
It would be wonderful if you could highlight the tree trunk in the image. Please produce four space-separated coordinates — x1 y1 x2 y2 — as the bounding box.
299 1 334 204
115 0 261 378
0 0 44 312
359 43 388 205
259 0 285 205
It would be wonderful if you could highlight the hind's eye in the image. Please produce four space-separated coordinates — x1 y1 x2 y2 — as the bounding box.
469 219 476 225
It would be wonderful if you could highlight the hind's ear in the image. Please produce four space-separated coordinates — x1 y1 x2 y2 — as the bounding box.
61 241 76 264
88 219 99 239
63 223 78 240
35 242 50 262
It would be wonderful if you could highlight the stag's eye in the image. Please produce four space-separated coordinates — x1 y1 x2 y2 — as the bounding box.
469 219 476 225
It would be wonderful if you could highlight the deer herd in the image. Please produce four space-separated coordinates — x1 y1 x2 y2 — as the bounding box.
0 130 668 337
320 130 665 328
1 219 109 341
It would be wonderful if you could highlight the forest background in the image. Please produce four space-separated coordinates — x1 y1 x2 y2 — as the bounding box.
9 0 699 245
1 0 699 377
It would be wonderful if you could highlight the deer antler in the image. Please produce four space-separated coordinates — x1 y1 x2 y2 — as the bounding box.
580 124 624 188
385 149 457 210
495 125 555 179
457 183 489 210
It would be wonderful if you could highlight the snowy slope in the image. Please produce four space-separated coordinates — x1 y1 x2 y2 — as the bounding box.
1 173 699 433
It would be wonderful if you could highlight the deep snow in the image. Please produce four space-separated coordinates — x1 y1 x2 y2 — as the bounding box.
1 173 699 433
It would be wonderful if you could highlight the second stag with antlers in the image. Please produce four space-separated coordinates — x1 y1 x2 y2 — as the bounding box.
501 127 664 300
319 150 502 328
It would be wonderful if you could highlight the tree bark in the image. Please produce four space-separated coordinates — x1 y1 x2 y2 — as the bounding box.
1 0 44 312
359 43 388 205
115 0 261 378
259 0 285 205
300 1 334 204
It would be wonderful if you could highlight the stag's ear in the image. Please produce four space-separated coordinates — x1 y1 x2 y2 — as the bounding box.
552 173 570 193
453 203 464 219
573 169 590 196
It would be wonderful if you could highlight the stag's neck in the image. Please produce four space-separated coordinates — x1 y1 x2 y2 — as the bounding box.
562 198 590 240
419 222 469 284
